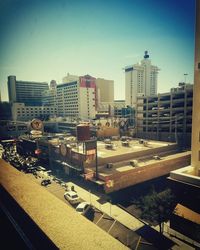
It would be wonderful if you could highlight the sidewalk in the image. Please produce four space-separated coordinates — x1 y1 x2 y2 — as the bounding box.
67 181 144 231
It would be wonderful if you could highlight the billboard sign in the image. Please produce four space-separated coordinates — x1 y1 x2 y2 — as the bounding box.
85 139 97 151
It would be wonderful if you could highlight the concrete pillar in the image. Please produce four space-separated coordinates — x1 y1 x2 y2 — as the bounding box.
191 0 200 175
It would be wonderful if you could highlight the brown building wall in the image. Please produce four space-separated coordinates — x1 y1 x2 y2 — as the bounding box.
102 153 191 193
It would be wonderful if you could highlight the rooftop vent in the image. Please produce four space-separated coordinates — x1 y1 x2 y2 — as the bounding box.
106 163 113 169
130 160 138 167
153 155 161 160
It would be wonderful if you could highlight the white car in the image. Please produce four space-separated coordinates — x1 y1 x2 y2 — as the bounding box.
76 202 91 215
64 191 80 205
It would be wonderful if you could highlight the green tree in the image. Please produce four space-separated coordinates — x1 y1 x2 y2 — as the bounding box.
139 188 176 234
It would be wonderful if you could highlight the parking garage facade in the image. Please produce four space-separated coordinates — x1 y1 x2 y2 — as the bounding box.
136 82 193 148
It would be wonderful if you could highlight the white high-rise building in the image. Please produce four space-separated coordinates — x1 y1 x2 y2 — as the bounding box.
125 51 160 107
57 74 96 120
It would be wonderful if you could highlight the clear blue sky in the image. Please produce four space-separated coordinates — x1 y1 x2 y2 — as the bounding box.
0 0 195 101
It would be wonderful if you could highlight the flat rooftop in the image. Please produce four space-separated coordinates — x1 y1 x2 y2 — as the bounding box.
96 139 173 158
98 151 191 177
74 138 175 159
169 166 200 188
84 138 179 172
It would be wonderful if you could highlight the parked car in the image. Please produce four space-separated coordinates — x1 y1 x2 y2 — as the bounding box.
64 191 80 205
75 202 92 215
37 166 46 171
25 167 37 173
41 179 51 186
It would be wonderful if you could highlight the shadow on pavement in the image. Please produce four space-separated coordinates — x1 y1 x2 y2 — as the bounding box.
97 196 109 204
135 224 175 250
84 208 95 221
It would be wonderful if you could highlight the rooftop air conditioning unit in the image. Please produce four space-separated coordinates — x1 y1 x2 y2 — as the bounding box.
153 155 161 160
106 163 113 169
130 160 138 167
143 141 148 147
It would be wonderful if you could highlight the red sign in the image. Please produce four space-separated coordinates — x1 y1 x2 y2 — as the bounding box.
80 75 96 88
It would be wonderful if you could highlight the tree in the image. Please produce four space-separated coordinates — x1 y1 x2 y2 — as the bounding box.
139 188 176 234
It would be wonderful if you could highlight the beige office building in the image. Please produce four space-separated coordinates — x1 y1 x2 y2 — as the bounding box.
96 78 114 104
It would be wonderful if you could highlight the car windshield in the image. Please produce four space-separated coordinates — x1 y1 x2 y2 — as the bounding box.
71 194 78 199
76 207 83 212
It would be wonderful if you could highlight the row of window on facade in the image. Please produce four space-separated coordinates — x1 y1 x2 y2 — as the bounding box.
58 103 79 107
63 96 78 100
17 109 56 114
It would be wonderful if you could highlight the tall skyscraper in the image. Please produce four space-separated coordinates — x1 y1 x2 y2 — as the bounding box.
7 75 49 105
125 51 160 107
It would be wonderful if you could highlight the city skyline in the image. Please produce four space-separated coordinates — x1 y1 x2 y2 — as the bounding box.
0 0 195 101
